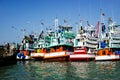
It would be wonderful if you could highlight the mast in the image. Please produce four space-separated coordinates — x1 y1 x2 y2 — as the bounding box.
98 9 104 49
80 20 82 28
55 17 58 30
100 9 105 24
76 23 79 34
98 9 106 49
55 17 58 37
21 29 26 39
40 22 44 32
100 9 106 38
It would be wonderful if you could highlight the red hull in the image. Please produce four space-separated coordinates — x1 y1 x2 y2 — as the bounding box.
69 54 95 61
69 47 94 61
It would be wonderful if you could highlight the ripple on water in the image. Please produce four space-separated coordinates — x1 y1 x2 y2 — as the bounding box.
0 61 120 80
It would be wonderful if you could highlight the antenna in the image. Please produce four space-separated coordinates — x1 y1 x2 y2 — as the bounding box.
80 20 82 27
55 17 58 30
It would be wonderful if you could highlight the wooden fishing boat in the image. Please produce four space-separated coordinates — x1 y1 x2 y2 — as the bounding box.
44 45 74 61
69 26 96 61
30 48 45 60
44 24 75 61
69 35 95 61
95 18 120 61
95 48 120 61
16 35 35 60
30 38 46 60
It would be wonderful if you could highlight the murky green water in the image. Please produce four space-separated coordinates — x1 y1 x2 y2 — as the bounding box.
0 60 120 80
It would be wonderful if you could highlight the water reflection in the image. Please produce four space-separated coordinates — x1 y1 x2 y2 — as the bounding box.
17 61 89 80
91 61 119 80
0 61 120 80
95 61 116 70
70 62 89 79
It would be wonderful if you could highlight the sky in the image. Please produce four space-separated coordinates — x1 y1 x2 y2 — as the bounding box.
0 0 120 44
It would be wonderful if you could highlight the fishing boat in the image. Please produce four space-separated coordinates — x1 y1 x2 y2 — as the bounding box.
95 18 120 61
44 44 74 61
30 30 48 60
16 35 35 60
85 25 98 54
95 41 115 61
108 18 120 55
95 48 120 61
30 39 45 60
69 25 95 61
43 19 75 61
95 38 120 61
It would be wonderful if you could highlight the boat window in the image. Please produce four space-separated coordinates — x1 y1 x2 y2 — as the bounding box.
38 45 40 47
113 38 120 40
58 38 60 44
77 39 80 41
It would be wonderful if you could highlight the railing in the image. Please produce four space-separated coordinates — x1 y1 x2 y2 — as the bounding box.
110 44 120 48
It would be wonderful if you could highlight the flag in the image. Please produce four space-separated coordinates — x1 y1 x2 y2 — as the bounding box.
80 20 82 26
41 22 44 25
64 19 67 23
95 21 100 37
87 21 91 27
11 26 17 30
21 29 26 32
108 17 113 25
80 20 82 23
100 9 105 16
102 13 105 16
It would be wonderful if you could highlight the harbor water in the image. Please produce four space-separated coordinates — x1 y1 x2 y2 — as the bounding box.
0 60 120 80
